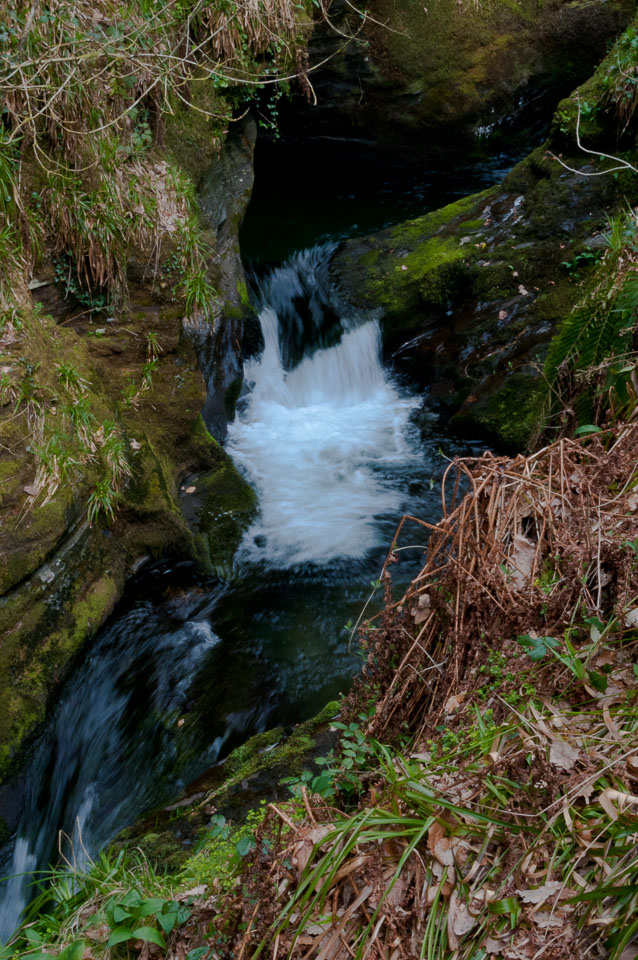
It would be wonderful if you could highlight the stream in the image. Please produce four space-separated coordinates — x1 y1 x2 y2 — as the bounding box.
0 139 528 940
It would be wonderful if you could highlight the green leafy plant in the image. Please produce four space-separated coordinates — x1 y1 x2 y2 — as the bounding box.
283 713 376 800
100 890 186 949
87 477 117 525
516 633 561 661
561 247 603 280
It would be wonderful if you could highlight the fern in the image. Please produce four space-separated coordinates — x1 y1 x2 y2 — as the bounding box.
545 304 592 380
546 275 636 380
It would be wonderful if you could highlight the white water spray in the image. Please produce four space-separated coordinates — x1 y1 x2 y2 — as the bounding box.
227 247 418 567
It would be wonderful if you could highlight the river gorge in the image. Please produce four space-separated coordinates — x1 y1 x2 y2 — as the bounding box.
1 0 637 950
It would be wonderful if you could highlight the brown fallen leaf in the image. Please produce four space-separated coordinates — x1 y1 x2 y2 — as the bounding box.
485 935 507 955
532 911 564 929
444 691 466 713
447 889 476 948
292 825 333 877
625 608 638 628
176 885 207 900
508 534 536 589
411 593 431 624
517 880 561 904
549 740 580 771
428 822 454 866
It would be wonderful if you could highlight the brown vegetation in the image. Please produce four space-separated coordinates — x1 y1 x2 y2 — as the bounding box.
204 425 638 960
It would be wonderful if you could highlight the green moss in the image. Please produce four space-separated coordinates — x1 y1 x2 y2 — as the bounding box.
164 74 231 182
336 191 487 341
196 457 257 568
390 190 486 243
224 375 243 421
116 701 339 872
359 0 632 156
368 0 540 104
0 492 72 594
0 556 124 783
58 576 118 647
452 373 545 451
236 278 250 308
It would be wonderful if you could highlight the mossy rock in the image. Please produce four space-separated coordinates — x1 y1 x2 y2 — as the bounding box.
330 20 638 450
0 287 252 783
452 372 545 452
283 0 634 165
113 701 340 873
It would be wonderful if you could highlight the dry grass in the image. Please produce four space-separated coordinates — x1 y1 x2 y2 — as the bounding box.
4 429 637 960
353 423 638 744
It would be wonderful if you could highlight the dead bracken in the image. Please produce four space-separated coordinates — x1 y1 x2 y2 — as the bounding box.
203 425 638 960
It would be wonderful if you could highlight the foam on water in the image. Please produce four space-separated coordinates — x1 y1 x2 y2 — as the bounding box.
227 248 418 567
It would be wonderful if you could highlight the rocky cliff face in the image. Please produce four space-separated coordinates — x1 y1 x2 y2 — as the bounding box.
197 115 257 440
272 0 634 165
0 121 258 787
329 21 638 449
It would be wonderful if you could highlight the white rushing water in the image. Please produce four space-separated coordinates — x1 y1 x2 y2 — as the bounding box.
227 247 418 567
0 247 422 943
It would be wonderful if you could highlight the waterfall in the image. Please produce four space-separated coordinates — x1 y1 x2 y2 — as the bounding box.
227 246 418 567
0 247 423 944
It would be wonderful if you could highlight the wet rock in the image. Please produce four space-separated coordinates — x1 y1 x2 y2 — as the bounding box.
194 115 258 440
113 701 340 873
330 84 638 450
272 0 634 166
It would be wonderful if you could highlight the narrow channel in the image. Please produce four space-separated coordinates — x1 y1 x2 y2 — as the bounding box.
0 141 525 940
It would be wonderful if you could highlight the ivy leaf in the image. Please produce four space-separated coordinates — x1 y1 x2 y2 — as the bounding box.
311 773 334 796
235 835 256 857
186 949 210 960
516 634 559 660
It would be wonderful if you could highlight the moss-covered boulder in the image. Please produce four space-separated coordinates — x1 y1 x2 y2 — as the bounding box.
277 0 634 164
330 20 638 450
113 701 339 873
0 265 255 785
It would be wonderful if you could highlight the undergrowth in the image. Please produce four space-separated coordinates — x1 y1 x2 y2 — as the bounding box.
543 207 638 434
0 0 327 523
3 426 637 959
